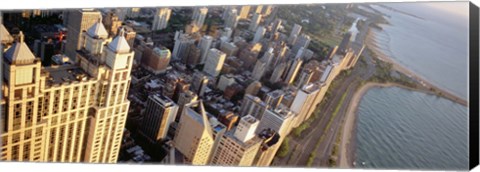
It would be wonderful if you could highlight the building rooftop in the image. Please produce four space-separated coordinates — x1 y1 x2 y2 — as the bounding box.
319 65 333 83
4 32 36 65
302 83 320 93
108 28 131 53
1 24 14 43
86 19 108 38
224 128 262 148
44 65 91 85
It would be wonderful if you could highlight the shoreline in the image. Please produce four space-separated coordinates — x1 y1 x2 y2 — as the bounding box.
338 5 468 169
365 28 468 107
338 82 395 168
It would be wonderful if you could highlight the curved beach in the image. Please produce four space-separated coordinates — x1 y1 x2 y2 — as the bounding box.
338 82 395 168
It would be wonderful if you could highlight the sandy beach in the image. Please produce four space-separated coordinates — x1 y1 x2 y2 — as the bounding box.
338 25 468 169
338 82 396 168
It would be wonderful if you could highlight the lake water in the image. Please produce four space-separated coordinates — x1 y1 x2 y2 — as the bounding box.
354 2 470 170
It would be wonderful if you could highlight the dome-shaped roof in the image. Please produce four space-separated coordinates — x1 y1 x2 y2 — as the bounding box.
107 28 131 53
86 18 108 38
4 31 36 65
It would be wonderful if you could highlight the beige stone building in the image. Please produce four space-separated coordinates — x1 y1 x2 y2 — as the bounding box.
211 115 262 166
1 20 134 163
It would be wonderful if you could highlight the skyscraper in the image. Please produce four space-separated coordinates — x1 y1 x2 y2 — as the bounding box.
269 62 287 83
152 8 172 31
239 6 251 19
288 23 302 45
203 48 226 77
172 31 195 60
252 26 266 44
249 13 262 31
253 128 281 166
64 9 101 60
252 58 267 81
176 90 198 122
256 105 295 138
139 94 179 143
192 72 209 97
103 12 122 36
1 25 134 163
290 83 321 127
292 33 311 55
192 7 208 28
239 94 268 119
173 101 216 165
264 89 285 110
284 58 303 85
245 81 262 96
225 9 239 29
198 35 213 64
211 115 262 166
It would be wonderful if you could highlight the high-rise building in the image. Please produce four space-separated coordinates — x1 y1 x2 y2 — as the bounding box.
141 46 171 74
239 94 268 119
126 8 141 18
251 59 267 81
152 8 172 31
172 31 195 60
163 74 181 99
264 90 285 110
192 7 208 28
122 26 136 49
260 5 273 16
198 35 213 64
262 48 275 68
139 94 179 143
225 9 239 29
1 25 134 163
252 26 266 44
245 81 262 96
173 101 222 165
192 72 209 97
103 12 122 36
290 83 320 127
219 42 238 57
255 5 263 14
221 27 233 40
217 74 236 91
271 19 282 33
288 23 302 45
269 62 287 83
233 115 259 143
253 128 281 166
222 6 235 20
211 115 262 166
64 9 101 60
296 68 314 88
217 111 239 131
284 58 303 85
292 34 311 55
176 91 198 122
203 48 226 77
239 6 251 19
249 13 262 31
256 105 295 138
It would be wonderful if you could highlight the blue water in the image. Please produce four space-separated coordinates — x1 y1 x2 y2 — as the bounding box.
354 2 470 170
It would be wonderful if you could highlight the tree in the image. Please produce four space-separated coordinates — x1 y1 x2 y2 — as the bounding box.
277 138 290 158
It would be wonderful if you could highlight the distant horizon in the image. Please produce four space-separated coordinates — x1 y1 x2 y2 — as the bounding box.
424 1 469 18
